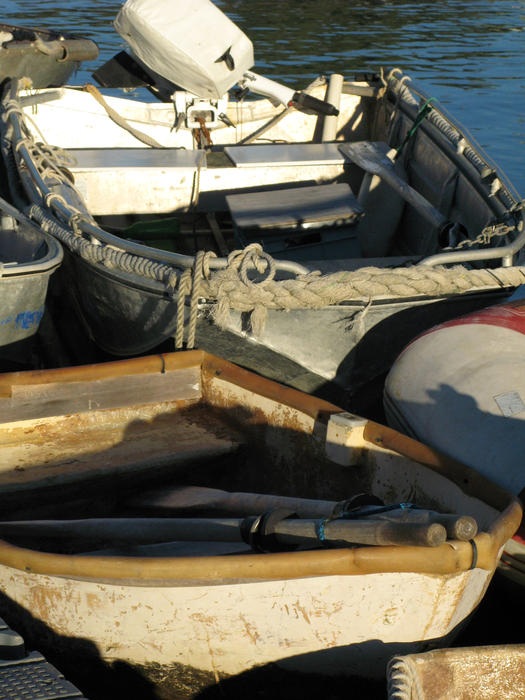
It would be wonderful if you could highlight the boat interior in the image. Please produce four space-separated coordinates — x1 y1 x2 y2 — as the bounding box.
7 66 524 274
0 351 511 563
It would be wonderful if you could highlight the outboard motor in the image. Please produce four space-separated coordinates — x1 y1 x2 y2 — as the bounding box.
96 0 337 132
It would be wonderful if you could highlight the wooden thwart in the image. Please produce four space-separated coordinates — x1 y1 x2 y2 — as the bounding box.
226 182 364 232
0 367 202 424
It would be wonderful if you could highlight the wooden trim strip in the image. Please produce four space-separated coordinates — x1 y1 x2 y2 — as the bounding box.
0 350 206 397
201 353 342 421
0 500 519 583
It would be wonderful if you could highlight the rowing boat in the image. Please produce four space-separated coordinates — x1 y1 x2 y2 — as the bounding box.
0 198 62 365
0 351 519 697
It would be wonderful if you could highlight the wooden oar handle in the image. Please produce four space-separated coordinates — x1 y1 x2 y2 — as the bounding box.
0 516 447 549
126 487 478 541
373 510 478 541
275 518 447 548
430 514 478 541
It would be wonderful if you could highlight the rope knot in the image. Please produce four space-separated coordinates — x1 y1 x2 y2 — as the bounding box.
229 243 276 286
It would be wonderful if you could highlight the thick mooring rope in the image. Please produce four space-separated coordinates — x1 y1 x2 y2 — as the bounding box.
195 243 525 336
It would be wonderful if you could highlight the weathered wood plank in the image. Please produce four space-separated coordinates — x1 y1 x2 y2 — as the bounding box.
0 367 202 424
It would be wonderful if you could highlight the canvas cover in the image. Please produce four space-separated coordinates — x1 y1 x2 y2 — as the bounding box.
114 0 254 98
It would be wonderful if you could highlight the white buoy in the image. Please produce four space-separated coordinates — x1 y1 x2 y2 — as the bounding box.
384 297 525 495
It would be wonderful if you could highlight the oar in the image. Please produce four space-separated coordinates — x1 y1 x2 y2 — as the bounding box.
369 508 477 541
125 485 336 518
339 141 447 229
0 516 447 548
126 485 477 540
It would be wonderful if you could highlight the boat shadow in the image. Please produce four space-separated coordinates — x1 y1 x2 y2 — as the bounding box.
383 381 525 497
0 589 160 699
327 289 512 419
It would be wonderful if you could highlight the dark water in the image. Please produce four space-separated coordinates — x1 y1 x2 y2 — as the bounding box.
3 0 525 194
1 2 524 698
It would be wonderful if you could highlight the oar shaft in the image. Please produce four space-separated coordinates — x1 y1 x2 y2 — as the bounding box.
129 485 334 518
0 518 244 545
0 516 446 548
129 486 477 540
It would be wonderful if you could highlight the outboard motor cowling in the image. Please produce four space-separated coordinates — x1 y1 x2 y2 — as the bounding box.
114 0 254 99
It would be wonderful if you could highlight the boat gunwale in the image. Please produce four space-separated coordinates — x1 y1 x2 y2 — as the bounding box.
0 350 520 583
72 244 522 308
387 77 521 212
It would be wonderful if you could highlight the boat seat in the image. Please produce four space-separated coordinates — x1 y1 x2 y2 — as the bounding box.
226 182 364 257
224 143 346 168
65 147 208 215
67 147 207 170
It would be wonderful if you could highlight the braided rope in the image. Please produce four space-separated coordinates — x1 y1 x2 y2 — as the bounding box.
175 268 192 349
84 83 165 149
187 250 205 349
200 246 525 319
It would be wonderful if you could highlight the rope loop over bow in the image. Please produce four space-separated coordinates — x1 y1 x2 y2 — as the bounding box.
232 243 277 286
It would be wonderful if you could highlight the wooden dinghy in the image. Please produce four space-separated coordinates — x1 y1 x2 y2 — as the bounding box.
1 0 525 411
0 351 519 697
387 645 525 700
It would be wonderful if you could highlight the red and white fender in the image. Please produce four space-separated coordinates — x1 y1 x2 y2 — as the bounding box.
384 292 525 584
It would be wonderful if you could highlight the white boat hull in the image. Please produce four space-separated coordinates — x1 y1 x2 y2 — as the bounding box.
0 565 491 684
0 351 518 696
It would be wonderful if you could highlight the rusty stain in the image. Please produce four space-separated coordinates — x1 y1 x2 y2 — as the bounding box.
421 576 456 640
238 614 260 644
294 600 311 625
85 592 105 612
190 612 217 627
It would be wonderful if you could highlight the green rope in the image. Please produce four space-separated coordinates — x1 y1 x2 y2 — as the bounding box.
395 96 436 160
